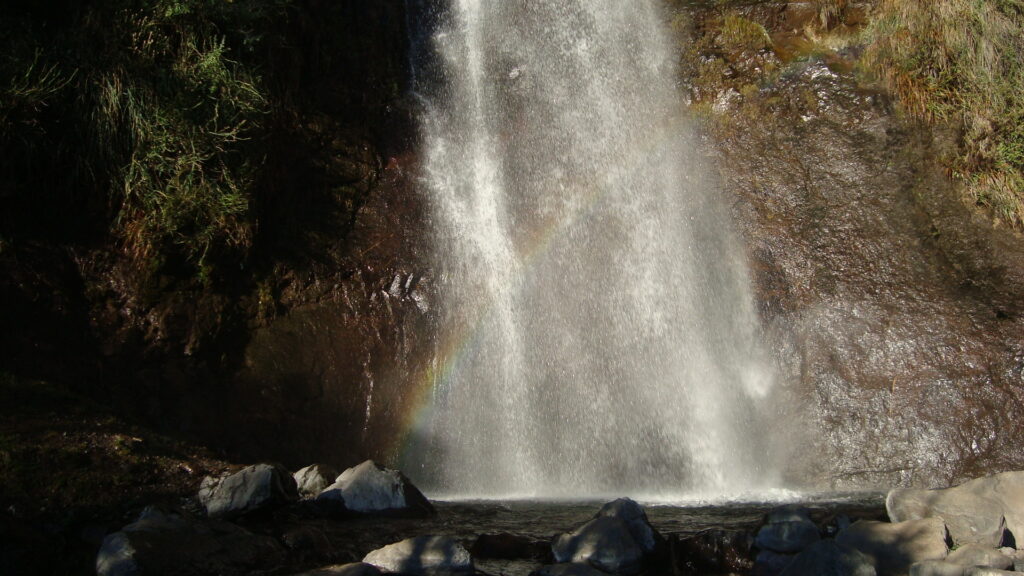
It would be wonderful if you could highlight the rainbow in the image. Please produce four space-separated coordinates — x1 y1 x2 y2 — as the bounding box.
389 112 693 471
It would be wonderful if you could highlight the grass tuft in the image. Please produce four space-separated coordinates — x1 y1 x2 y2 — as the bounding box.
718 12 773 55
863 0 1024 227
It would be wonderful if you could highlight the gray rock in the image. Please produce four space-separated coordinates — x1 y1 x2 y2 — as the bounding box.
964 569 1017 576
317 460 433 516
595 498 659 554
946 545 1013 570
199 463 298 518
553 516 646 575
756 520 820 554
530 564 609 576
552 499 661 575
887 471 1024 547
779 540 876 576
909 560 966 576
363 536 473 575
294 464 337 498
292 562 383 576
96 507 285 576
836 518 948 576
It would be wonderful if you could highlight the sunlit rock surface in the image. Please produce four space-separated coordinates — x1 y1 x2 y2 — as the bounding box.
363 536 473 575
836 518 948 576
317 460 433 516
887 471 1024 547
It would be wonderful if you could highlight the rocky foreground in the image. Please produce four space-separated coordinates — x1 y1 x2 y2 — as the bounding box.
93 464 1024 576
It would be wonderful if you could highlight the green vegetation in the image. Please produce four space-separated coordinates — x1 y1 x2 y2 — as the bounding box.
1 0 405 285
0 0 285 279
864 0 1024 226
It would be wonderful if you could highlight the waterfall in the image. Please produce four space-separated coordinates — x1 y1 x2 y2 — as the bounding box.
406 0 782 499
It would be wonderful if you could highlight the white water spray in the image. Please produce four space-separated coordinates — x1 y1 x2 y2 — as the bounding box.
407 0 781 499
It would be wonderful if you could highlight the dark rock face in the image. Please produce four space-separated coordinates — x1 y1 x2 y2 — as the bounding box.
219 155 434 468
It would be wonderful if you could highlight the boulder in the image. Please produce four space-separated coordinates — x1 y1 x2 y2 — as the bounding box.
756 506 820 554
552 498 661 575
317 460 433 516
363 536 473 575
96 507 286 576
595 498 660 554
294 464 338 498
292 563 383 576
946 545 1013 570
909 560 967 576
887 471 1024 547
199 463 298 518
964 569 1017 576
530 564 609 576
836 518 948 576
553 516 646 575
779 540 876 576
